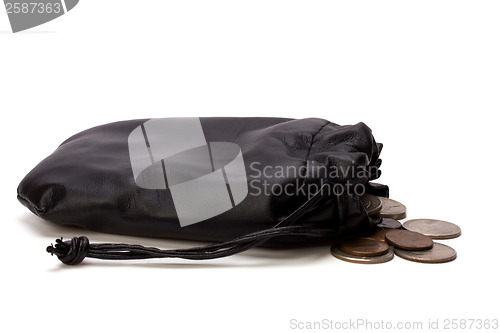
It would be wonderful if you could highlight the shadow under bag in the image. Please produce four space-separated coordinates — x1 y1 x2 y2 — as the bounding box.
17 117 388 265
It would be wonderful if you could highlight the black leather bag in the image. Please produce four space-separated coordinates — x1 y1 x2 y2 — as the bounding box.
18 117 388 264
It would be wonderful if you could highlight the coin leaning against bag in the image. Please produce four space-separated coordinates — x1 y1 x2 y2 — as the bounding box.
402 219 461 239
393 242 457 263
361 194 382 215
376 197 407 220
330 246 394 264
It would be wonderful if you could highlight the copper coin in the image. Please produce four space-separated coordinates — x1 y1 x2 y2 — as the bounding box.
338 237 389 257
394 242 457 263
366 229 387 242
377 218 402 229
330 246 394 264
403 219 461 239
360 194 382 215
376 197 407 220
385 229 433 251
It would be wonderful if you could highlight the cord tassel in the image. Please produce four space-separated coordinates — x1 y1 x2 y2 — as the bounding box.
46 184 339 265
46 226 339 265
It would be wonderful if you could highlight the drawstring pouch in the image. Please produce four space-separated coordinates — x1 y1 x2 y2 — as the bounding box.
17 117 388 265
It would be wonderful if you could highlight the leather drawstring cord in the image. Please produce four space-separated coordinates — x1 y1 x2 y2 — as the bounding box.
47 184 338 265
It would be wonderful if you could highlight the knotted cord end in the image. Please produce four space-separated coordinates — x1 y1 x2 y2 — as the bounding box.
46 236 89 265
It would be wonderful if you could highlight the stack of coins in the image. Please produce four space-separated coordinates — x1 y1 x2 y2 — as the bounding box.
330 195 461 264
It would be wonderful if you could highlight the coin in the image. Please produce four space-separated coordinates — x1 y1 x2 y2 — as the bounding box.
385 229 433 251
366 229 387 242
377 218 402 229
360 194 382 215
403 219 461 239
376 197 407 220
394 242 457 263
338 237 389 257
330 246 394 264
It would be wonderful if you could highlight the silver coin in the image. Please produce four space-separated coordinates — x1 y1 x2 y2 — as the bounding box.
330 245 394 264
403 219 461 239
394 242 457 263
360 194 382 215
376 197 407 220
377 218 402 229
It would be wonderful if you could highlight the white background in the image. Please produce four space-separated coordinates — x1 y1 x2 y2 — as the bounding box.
1 1 499 332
